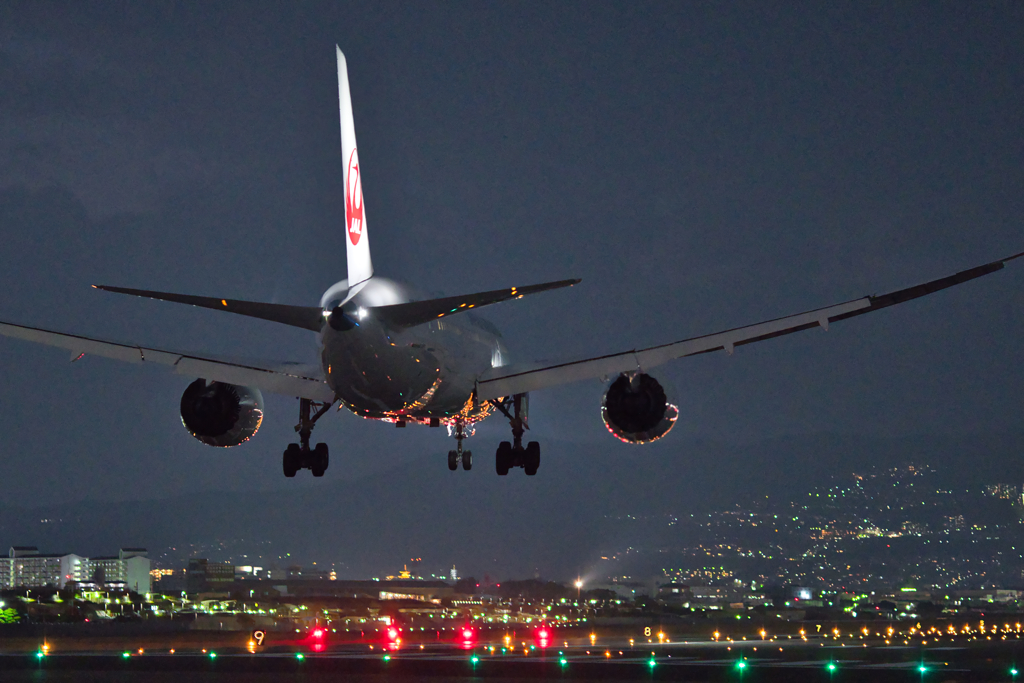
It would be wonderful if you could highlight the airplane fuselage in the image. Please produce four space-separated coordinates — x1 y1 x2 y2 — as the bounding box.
319 278 506 425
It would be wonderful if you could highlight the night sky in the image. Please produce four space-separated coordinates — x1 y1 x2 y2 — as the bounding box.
0 0 1022 530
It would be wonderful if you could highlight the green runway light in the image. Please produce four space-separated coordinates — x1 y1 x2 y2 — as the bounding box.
35 651 45 659
828 662 836 671
1012 668 1019 676
737 660 747 669
295 653 304 660
122 652 131 659
918 664 927 673
383 654 391 662
648 659 656 668
209 652 217 659
561 658 568 666
471 656 480 664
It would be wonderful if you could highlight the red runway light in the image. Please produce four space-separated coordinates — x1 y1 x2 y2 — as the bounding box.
388 627 400 641
313 628 324 639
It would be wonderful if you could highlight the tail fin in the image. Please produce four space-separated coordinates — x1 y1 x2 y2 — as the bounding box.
337 46 373 285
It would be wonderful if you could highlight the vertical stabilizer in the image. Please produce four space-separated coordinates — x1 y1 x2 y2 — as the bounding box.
337 46 373 285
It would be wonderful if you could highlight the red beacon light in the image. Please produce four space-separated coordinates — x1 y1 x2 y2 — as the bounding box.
462 627 474 641
536 625 552 648
308 625 327 653
387 627 400 641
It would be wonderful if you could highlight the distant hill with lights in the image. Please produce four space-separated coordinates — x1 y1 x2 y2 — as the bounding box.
1 430 1022 582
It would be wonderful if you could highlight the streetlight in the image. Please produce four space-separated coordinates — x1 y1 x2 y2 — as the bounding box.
575 578 583 600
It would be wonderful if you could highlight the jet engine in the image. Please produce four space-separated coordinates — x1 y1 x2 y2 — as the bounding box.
601 373 679 444
180 379 264 447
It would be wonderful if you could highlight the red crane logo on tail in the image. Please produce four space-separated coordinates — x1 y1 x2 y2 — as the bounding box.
346 149 363 246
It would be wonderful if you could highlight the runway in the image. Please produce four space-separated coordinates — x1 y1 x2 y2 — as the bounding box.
3 635 1024 681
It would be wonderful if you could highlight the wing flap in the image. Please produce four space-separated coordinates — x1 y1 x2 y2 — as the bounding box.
476 251 1022 400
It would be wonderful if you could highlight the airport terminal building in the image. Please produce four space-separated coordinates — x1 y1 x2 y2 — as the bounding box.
0 546 150 593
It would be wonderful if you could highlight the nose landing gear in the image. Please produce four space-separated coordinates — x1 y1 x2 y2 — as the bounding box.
283 398 334 477
448 419 472 471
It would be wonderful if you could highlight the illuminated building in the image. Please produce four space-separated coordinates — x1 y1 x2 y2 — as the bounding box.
88 549 151 593
1 547 149 591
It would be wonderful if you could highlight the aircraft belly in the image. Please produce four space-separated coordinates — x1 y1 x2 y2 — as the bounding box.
320 315 503 423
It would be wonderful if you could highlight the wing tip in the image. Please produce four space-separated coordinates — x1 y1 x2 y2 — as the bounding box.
1002 250 1024 264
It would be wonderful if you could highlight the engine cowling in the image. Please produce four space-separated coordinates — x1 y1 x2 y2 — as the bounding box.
180 379 264 447
601 373 679 444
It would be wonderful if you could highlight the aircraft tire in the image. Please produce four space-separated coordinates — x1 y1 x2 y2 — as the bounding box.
496 441 512 475
524 441 540 476
311 443 329 477
462 450 472 470
447 450 458 471
283 444 301 477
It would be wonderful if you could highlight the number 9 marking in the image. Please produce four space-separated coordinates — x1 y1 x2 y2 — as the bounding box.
252 630 266 646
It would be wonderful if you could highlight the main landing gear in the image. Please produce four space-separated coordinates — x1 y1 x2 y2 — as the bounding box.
448 419 472 471
491 394 540 476
283 398 333 478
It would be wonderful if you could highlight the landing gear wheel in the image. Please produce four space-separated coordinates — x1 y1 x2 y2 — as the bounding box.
284 397 334 478
495 441 512 475
462 450 472 470
448 450 458 471
524 441 540 476
311 443 329 477
283 444 301 477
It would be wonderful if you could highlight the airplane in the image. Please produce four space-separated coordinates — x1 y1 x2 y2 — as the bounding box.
0 47 1020 478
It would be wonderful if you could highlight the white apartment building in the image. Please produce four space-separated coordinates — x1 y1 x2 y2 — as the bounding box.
1 547 150 592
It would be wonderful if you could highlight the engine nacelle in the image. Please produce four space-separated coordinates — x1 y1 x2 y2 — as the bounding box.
180 379 264 447
601 373 679 444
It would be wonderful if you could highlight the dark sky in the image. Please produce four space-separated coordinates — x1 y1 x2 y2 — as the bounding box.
0 1 1022 513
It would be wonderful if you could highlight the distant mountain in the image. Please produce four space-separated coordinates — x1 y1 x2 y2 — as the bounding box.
1 431 1022 581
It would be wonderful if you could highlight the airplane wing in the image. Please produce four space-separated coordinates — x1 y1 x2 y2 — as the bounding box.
476 251 1024 401
0 321 335 402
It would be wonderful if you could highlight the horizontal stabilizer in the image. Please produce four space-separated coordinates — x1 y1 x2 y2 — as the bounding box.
371 278 581 328
93 286 324 332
